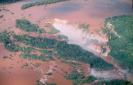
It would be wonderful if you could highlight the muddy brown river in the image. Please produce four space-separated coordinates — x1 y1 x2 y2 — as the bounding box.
0 0 133 85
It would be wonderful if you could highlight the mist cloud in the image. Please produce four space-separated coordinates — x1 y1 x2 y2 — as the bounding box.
52 18 108 54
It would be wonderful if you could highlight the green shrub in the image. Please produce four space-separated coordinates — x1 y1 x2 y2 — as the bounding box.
78 23 89 29
45 23 60 34
3 8 9 11
61 60 81 65
9 67 13 68
0 15 3 18
23 63 28 66
38 28 46 34
58 35 68 40
19 53 46 61
40 54 54 60
101 46 106 53
77 23 90 34
45 83 56 85
3 56 8 59
66 72 96 84
45 72 52 75
101 27 107 34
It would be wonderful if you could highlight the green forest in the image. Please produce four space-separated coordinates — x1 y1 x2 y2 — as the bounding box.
103 14 133 73
1 0 133 85
93 80 131 85
21 0 67 10
66 70 96 84
13 34 57 49
0 30 19 52
39 50 52 56
15 19 39 32
0 30 114 70
53 41 114 70
0 0 21 4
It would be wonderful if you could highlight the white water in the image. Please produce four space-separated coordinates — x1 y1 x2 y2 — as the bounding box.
51 18 133 82
52 18 108 54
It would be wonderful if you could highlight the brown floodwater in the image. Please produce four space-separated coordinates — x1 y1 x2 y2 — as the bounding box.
0 0 133 84
0 43 38 85
43 57 91 85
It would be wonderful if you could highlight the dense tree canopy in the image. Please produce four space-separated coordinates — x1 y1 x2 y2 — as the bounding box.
39 50 52 56
13 34 114 70
13 34 57 49
66 70 97 84
0 30 114 70
0 30 19 52
15 19 39 32
0 0 21 4
53 41 114 70
93 80 131 85
103 14 133 73
21 0 67 10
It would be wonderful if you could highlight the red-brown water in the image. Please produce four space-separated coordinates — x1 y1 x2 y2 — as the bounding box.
0 0 133 85
0 43 38 85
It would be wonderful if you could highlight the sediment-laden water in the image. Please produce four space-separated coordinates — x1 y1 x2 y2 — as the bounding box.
0 0 133 84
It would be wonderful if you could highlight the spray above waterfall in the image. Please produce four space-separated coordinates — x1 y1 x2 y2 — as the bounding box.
52 18 108 54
